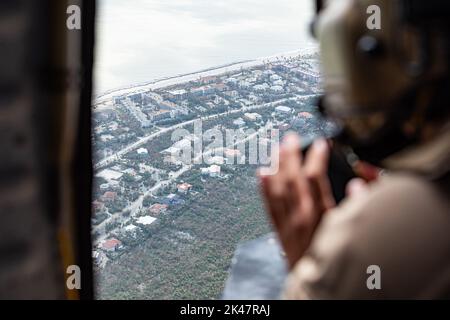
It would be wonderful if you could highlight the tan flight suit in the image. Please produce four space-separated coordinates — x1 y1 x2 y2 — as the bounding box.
283 125 450 299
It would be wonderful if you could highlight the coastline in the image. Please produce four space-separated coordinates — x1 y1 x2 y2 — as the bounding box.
93 46 319 106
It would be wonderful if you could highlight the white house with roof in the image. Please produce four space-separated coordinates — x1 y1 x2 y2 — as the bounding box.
137 147 148 155
253 83 269 92
136 216 157 226
270 85 284 93
275 106 292 114
244 112 262 122
270 74 282 81
201 164 221 177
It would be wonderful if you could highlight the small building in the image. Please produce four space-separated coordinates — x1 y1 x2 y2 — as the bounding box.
177 183 193 194
203 164 221 177
136 216 157 226
137 147 148 155
124 224 137 232
233 118 246 127
244 112 262 122
113 96 125 105
209 156 225 165
275 106 292 114
92 250 100 263
211 165 221 176
211 83 228 92
273 79 284 87
252 70 263 77
238 80 251 88
151 109 171 122
96 168 123 182
270 74 282 81
166 193 177 200
149 203 169 215
200 75 217 84
123 168 137 176
161 146 181 156
248 94 260 103
92 250 106 266
240 99 253 106
128 93 143 105
270 85 284 93
225 77 238 85
161 194 185 206
167 89 187 100
253 84 268 92
206 102 215 109
123 224 138 239
99 183 109 190
101 191 117 202
101 238 122 252
191 86 214 96
223 90 239 98
298 111 314 119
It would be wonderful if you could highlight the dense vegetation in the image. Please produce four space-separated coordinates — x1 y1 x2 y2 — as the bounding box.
95 165 270 299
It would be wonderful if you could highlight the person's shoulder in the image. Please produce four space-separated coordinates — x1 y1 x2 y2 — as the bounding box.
296 173 450 298
325 172 449 231
318 173 450 262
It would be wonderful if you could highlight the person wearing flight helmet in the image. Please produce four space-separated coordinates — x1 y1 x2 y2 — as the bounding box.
259 0 450 299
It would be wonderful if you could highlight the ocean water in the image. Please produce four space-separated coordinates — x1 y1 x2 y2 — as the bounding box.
94 0 316 95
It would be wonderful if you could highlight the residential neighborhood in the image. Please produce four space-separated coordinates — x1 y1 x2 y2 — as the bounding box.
91 52 333 269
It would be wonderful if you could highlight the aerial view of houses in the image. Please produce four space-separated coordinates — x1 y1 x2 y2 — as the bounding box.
91 51 335 299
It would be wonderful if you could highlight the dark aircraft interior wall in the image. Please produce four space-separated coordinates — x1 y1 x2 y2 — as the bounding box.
0 0 95 299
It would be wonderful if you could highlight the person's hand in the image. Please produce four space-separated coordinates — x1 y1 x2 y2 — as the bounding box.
346 161 381 197
258 133 335 270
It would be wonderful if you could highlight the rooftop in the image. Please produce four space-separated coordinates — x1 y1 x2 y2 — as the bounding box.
136 216 157 225
101 238 121 250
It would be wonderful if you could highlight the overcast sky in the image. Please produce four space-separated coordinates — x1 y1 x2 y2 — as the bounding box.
94 0 316 94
